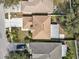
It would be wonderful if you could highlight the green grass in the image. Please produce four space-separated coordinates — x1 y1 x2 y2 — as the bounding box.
64 40 77 59
6 51 30 59
53 0 66 6
51 16 74 38
17 29 26 41
51 16 57 22
6 27 31 43
75 0 79 4
11 27 28 42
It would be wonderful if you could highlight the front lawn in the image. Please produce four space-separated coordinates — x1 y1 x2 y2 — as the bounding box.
6 27 31 43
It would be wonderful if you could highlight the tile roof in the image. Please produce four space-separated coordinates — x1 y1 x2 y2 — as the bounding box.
22 15 50 39
21 0 52 39
32 15 51 39
21 0 53 14
22 16 32 30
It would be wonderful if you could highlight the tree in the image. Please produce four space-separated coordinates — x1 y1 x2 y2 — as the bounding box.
0 0 4 4
53 0 70 15
58 1 79 38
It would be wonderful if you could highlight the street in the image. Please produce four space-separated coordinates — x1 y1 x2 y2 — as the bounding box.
0 3 9 59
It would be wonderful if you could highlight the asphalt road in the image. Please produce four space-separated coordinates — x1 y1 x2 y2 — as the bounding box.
0 3 9 59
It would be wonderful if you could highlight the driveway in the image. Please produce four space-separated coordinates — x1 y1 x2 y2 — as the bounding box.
0 3 9 59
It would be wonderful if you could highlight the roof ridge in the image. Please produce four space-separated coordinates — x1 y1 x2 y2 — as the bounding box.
49 44 61 55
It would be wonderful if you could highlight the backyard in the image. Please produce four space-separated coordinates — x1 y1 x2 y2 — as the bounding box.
51 16 74 38
53 0 70 15
52 0 79 39
63 40 77 59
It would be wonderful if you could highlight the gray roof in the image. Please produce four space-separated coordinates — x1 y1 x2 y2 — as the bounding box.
21 0 53 14
29 42 62 59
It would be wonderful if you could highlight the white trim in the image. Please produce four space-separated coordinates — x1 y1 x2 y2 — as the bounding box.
60 34 65 39
21 28 31 31
62 45 67 57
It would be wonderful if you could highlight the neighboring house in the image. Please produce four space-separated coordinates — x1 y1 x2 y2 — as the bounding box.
21 0 53 14
28 42 62 59
4 2 21 13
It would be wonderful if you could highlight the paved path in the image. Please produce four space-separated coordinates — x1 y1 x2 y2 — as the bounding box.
0 3 9 59
75 40 79 59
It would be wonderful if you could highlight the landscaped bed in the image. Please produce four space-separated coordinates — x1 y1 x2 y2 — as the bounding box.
6 27 32 43
11 27 26 42
5 12 22 19
6 50 30 59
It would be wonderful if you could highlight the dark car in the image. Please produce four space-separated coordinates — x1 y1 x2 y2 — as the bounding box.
8 43 27 52
16 44 26 51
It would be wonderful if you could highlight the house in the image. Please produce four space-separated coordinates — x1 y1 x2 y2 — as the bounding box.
21 0 53 14
4 0 53 39
5 0 66 39
28 42 62 59
21 0 53 39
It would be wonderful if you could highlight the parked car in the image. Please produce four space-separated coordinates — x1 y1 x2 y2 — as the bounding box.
8 43 27 52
